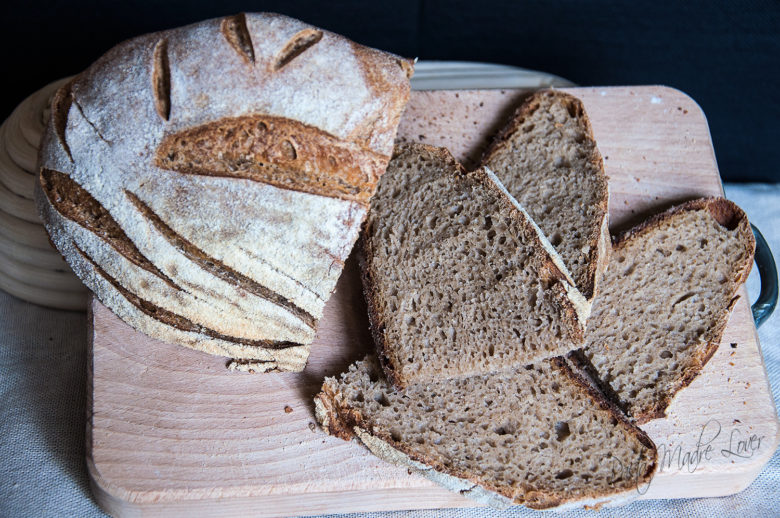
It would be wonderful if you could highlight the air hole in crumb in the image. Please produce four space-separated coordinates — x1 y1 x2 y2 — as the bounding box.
494 423 515 436
676 244 687 252
554 421 571 441
660 350 673 359
373 393 390 407
556 469 574 480
281 140 297 160
550 233 563 247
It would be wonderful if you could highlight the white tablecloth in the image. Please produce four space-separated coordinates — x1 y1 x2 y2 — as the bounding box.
0 182 777 517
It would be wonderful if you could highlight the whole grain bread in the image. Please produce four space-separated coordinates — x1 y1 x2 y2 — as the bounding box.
360 143 588 387
315 355 657 510
582 197 755 422
35 13 412 371
482 90 610 302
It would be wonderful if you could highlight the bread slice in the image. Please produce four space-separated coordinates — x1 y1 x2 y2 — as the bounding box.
482 90 610 302
581 197 755 422
315 356 657 510
360 143 588 387
35 13 413 371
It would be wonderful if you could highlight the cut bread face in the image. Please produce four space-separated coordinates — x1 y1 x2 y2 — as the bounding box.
35 13 413 370
482 90 609 302
360 143 588 387
582 198 755 422
315 356 657 510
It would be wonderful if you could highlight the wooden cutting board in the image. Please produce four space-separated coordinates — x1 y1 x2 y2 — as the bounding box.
87 86 780 517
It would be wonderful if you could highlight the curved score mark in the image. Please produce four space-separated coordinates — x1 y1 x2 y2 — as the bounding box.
221 13 255 63
152 38 171 121
275 29 323 70
50 80 75 161
125 189 316 329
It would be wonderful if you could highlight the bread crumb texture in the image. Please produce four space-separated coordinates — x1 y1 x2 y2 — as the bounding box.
584 198 754 421
362 143 583 386
483 90 609 301
317 356 657 509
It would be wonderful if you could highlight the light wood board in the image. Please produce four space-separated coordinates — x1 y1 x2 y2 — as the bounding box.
88 87 780 517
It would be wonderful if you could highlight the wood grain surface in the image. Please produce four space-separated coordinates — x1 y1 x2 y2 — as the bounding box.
88 86 780 517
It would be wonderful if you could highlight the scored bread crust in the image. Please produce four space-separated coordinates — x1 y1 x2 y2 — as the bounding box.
609 197 755 422
314 356 657 510
35 13 413 369
358 143 587 389
481 90 610 303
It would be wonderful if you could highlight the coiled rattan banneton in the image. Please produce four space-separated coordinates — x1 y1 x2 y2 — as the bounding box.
0 77 88 311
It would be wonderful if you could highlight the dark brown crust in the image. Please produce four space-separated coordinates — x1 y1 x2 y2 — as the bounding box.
39 168 178 290
613 197 754 423
155 114 389 204
566 349 629 415
480 90 609 301
220 13 255 64
75 244 301 351
315 356 658 510
359 143 585 389
125 190 316 329
315 382 361 441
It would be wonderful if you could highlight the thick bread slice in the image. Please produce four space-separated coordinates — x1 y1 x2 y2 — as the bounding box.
360 143 587 387
582 197 755 422
36 13 412 369
315 356 657 510
482 90 610 302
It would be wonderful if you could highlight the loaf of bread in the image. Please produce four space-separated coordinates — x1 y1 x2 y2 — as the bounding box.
482 90 610 302
35 13 413 371
580 198 755 422
360 143 588 387
315 356 657 510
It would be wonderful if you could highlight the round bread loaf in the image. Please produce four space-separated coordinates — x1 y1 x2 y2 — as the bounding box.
36 13 413 371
